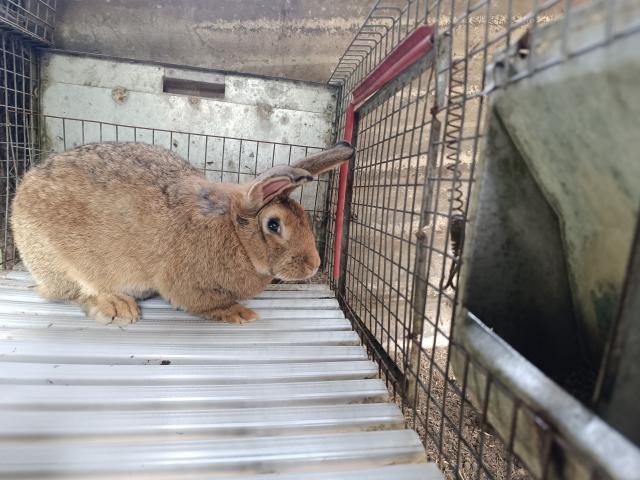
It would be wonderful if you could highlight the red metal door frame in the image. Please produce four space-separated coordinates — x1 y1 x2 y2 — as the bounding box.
333 24 434 281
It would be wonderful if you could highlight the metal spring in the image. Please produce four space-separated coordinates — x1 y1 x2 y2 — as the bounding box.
442 60 467 290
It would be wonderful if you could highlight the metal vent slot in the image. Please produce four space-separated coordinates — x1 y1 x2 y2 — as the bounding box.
162 68 225 99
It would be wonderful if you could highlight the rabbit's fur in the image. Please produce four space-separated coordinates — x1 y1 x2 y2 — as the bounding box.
11 141 354 325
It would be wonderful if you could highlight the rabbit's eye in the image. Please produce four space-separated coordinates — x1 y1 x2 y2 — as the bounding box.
267 218 281 234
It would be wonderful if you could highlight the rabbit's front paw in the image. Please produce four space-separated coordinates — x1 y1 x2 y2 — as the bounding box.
83 293 141 326
204 304 259 324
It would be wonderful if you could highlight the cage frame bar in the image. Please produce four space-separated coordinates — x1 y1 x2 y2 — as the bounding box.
333 24 434 281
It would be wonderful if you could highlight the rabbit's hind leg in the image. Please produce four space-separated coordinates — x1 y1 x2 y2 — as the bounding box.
80 293 141 326
24 258 82 302
35 277 81 302
21 253 139 326
13 231 81 301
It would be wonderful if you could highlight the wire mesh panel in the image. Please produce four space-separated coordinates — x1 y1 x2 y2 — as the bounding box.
0 31 38 269
0 0 56 45
327 0 640 479
339 61 437 387
39 115 332 258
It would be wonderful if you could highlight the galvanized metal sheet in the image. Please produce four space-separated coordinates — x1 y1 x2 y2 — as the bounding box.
0 301 344 319
1 271 39 282
0 341 368 364
0 329 360 346
0 430 425 477
229 464 443 480
0 380 389 410
0 361 378 385
0 289 341 310
0 403 403 439
0 273 436 479
0 313 352 331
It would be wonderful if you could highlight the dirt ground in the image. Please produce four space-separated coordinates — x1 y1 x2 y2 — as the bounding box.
398 348 531 480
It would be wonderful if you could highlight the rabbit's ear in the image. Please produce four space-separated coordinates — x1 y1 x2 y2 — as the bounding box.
246 165 313 208
291 141 355 176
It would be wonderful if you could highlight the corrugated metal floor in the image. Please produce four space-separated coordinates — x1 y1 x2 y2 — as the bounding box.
0 271 440 479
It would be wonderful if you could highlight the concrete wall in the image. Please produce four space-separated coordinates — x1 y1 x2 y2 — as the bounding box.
40 51 337 147
53 0 377 83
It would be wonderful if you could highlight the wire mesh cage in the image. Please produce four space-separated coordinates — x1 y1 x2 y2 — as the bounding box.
326 0 640 478
0 0 638 478
0 0 56 45
0 30 39 269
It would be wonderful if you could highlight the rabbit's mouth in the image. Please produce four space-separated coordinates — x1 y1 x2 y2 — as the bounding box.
276 266 319 282
275 255 320 282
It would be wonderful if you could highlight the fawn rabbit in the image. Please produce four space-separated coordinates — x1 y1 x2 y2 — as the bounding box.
11 141 354 325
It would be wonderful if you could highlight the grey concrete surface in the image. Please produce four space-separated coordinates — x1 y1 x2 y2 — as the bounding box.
53 0 378 83
40 51 337 147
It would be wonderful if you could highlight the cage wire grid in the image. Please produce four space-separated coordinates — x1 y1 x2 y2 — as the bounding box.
0 29 39 270
0 0 56 45
0 0 637 478
325 0 638 479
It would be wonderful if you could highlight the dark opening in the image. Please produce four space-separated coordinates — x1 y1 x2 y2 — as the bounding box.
163 77 225 99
